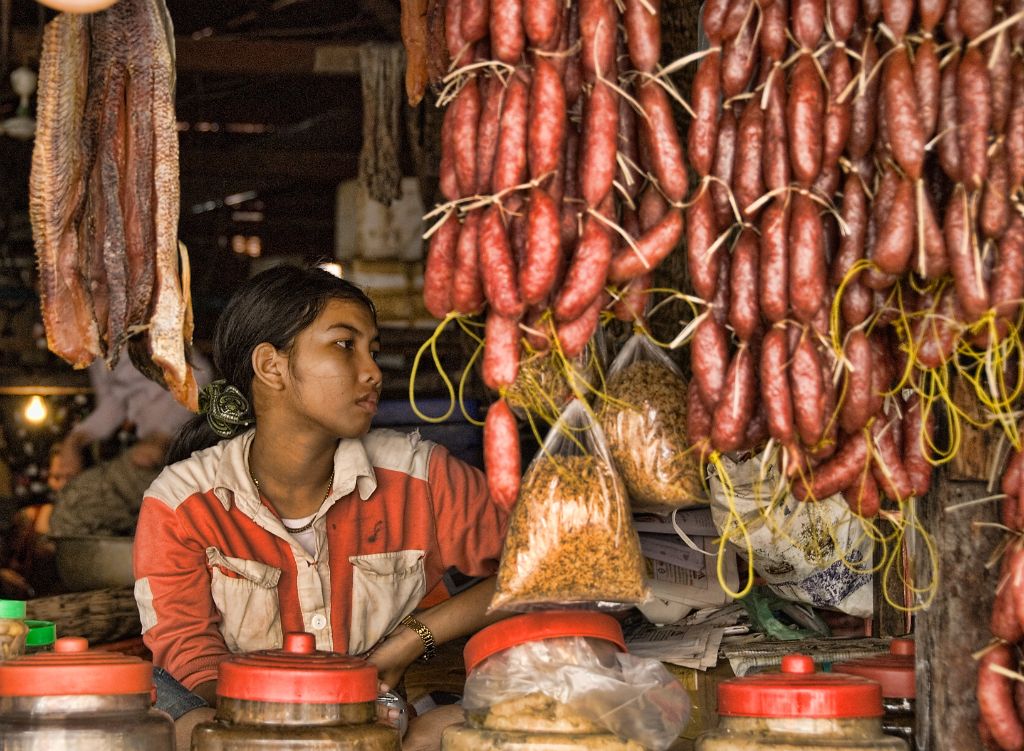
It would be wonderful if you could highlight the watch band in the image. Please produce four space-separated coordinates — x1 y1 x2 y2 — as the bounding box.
400 614 437 663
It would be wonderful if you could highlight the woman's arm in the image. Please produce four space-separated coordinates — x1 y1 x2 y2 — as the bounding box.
367 576 507 690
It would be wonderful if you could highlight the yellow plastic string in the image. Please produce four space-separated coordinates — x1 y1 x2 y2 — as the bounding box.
708 451 756 600
408 314 460 423
881 498 939 613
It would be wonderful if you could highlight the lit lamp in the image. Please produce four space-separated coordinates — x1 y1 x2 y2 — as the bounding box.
3 67 37 142
24 395 47 425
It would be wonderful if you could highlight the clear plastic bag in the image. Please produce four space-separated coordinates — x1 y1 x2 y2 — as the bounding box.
505 349 597 423
462 636 690 751
490 399 649 611
599 333 705 511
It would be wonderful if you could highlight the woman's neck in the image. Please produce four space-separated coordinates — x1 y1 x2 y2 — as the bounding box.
248 430 338 519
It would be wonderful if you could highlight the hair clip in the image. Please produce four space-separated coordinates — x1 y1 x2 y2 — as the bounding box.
198 380 254 438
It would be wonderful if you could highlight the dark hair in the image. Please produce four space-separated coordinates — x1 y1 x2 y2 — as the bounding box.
167 265 376 464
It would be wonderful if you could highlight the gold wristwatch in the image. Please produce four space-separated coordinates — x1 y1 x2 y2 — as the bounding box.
400 614 436 663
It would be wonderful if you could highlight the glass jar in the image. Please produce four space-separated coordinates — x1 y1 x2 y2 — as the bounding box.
833 637 916 744
24 621 56 654
442 611 646 750
696 654 907 751
0 635 173 750
0 599 28 661
191 632 400 750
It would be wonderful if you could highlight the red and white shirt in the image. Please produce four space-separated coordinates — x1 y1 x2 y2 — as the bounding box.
133 428 508 691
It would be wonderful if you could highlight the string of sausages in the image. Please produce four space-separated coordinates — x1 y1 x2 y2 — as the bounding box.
420 0 687 509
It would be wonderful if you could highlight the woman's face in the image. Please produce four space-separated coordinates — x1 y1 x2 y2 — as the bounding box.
280 298 382 439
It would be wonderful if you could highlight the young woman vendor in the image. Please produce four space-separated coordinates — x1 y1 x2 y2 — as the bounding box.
133 266 511 750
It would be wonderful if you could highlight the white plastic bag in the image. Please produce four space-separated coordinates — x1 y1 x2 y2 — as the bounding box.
707 455 874 618
462 636 690 751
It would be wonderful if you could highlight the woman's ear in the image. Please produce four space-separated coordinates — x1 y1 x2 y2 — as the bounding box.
251 342 286 391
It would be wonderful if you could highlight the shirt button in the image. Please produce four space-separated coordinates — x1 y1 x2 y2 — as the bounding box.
311 614 328 630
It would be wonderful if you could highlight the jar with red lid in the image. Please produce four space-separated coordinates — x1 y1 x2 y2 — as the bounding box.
0 635 173 750
191 631 400 750
696 654 908 751
443 610 689 750
833 637 916 744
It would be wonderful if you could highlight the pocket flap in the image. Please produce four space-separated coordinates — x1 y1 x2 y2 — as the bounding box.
206 547 282 588
348 549 425 577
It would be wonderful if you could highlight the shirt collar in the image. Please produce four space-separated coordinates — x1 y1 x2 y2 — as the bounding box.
212 429 378 513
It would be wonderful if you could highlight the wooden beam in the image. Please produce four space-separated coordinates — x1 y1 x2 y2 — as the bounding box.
11 27 363 76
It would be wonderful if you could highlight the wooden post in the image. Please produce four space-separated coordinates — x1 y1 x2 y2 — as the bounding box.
915 475 1000 750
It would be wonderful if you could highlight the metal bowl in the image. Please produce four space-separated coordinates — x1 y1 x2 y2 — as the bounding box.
52 536 135 592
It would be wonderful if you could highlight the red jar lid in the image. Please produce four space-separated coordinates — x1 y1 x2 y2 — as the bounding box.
464 611 626 674
0 636 154 696
833 638 916 699
718 654 884 719
218 632 377 704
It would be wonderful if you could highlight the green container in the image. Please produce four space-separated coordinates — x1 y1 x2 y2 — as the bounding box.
25 621 56 653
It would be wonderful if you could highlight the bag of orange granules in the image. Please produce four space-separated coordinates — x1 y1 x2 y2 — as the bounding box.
489 399 649 612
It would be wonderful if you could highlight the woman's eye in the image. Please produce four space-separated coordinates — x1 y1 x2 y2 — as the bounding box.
370 350 381 361
336 340 354 350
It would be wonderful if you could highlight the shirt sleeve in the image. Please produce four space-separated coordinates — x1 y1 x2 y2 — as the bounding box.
74 362 126 442
134 497 230 690
425 446 509 577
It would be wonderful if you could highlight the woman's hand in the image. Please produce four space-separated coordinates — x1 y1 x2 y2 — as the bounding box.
365 626 421 692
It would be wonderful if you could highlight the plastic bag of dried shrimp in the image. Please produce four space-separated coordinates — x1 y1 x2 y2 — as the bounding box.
598 333 705 512
489 399 649 612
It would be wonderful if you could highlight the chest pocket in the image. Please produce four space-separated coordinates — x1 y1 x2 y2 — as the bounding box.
207 547 283 653
348 550 426 655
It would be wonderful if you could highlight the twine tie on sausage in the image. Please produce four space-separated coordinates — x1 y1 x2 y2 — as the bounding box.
198 380 254 438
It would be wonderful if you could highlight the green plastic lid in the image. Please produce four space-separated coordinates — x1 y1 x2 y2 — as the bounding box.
25 621 55 647
0 600 26 619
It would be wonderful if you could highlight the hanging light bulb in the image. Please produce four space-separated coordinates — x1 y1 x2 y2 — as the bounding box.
25 395 47 425
3 67 37 141
34 0 119 12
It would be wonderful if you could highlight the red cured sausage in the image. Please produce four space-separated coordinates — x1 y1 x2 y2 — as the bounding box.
446 0 471 68
423 213 460 319
479 205 524 318
913 38 940 141
983 145 1011 240
937 53 962 182
490 0 524 63
977 645 1024 751
763 68 790 191
460 0 489 43
639 185 669 232
789 191 826 323
759 197 790 323
957 47 993 192
553 211 614 322
580 80 619 207
1008 60 1024 192
914 286 963 369
711 344 756 452
902 394 934 497
687 187 721 301
624 0 661 73
988 32 1012 135
992 213 1024 326
452 78 481 197
616 85 641 201
693 314 730 411
992 552 1024 643
528 58 566 183
844 466 880 517
556 292 605 357
722 8 759 98
687 50 721 180
711 108 739 228
883 47 925 181
791 0 823 48
608 208 684 282
524 0 559 46
520 188 562 306
788 54 824 187
790 332 827 447
522 305 551 353
870 416 915 501
839 330 873 434
563 3 582 104
918 0 947 32
958 0 993 40
484 398 521 509
946 186 990 320
872 175 916 275
729 229 760 342
829 0 857 43
761 325 796 443
882 0 913 38
711 248 731 325
439 105 460 201
720 0 751 40
612 272 651 322
734 100 766 219
452 210 485 314
847 34 879 161
492 72 530 193
833 177 873 326
823 51 853 169
580 0 617 79
476 76 506 194
702 0 732 42
687 379 713 463
761 0 788 61
482 312 521 390
793 431 869 501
